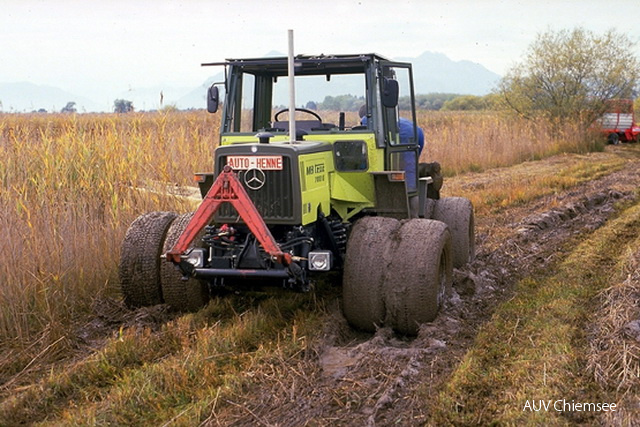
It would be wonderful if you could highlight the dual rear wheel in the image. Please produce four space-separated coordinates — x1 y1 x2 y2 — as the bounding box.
343 217 453 336
342 197 474 335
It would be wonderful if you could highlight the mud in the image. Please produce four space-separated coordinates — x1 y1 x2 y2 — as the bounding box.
75 299 175 350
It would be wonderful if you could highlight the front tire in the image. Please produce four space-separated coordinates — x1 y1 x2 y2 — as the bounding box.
160 212 210 312
119 211 177 308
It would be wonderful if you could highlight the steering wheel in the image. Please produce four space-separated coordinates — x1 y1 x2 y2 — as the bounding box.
274 108 322 123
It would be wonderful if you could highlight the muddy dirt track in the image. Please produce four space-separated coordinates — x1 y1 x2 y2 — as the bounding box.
64 146 640 425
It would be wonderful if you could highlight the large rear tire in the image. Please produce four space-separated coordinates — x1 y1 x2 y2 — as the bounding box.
342 216 400 332
433 197 475 268
161 212 210 311
119 211 177 308
383 219 452 335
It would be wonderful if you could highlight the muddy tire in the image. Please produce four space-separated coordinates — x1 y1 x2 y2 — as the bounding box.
433 197 475 268
384 219 452 335
424 198 436 219
160 212 210 311
119 211 177 308
343 216 400 332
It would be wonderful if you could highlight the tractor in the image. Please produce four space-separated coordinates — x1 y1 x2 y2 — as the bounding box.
119 53 474 335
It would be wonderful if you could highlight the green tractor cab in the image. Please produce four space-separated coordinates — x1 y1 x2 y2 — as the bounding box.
119 53 474 335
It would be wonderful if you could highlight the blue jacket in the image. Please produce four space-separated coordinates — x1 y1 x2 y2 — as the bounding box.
361 116 424 154
398 117 424 155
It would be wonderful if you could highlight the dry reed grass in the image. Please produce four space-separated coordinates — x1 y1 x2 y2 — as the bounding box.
0 112 217 361
419 111 603 175
588 246 640 425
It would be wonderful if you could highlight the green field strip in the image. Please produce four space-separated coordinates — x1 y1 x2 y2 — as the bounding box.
427 198 640 426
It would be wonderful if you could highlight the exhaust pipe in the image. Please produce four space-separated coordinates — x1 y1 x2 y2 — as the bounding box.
288 29 297 144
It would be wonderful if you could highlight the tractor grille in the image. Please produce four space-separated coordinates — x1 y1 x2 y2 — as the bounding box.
215 156 296 223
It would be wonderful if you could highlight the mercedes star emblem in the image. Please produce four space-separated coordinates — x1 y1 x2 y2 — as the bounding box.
243 168 266 190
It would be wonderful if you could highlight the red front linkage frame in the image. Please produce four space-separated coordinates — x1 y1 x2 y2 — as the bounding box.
165 165 293 266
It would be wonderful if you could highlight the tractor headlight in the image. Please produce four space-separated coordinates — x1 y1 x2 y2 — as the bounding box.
183 248 206 268
308 251 332 271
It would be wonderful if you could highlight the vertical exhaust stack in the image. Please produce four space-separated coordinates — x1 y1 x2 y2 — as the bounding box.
288 29 297 144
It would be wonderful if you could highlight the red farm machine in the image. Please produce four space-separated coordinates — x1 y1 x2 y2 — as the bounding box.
599 99 640 144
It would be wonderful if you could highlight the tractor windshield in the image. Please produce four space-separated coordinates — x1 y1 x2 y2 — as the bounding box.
223 71 366 134
218 55 380 135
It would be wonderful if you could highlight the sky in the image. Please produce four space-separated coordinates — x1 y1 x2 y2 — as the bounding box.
2 0 640 109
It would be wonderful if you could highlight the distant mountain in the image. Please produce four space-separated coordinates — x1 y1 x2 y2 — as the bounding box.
0 82 100 113
176 74 222 110
397 51 500 96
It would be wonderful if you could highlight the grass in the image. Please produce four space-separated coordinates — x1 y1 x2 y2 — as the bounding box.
0 291 327 425
427 197 640 425
587 245 640 426
443 151 628 215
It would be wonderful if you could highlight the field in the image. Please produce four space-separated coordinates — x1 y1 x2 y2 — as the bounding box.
2 110 639 425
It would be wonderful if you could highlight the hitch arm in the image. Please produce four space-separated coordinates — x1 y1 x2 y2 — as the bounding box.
166 165 292 265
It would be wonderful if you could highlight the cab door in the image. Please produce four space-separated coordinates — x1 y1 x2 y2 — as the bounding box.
378 62 420 194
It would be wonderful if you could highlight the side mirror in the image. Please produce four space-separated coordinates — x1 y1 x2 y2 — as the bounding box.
207 85 219 113
382 78 399 108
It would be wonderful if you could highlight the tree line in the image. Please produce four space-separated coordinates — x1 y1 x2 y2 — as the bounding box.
306 93 500 112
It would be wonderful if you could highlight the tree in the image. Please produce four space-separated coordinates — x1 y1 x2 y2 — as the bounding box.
498 28 640 125
417 93 460 110
317 95 363 111
398 93 460 111
114 99 134 113
61 101 76 113
441 95 487 111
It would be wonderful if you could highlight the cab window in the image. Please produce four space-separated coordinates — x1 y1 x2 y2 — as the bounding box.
334 140 368 171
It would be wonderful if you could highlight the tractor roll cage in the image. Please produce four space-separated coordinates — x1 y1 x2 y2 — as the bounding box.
201 53 395 77
203 52 422 195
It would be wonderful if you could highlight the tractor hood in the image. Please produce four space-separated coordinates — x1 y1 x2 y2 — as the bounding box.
213 140 333 225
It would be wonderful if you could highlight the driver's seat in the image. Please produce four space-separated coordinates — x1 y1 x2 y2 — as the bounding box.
271 119 323 132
